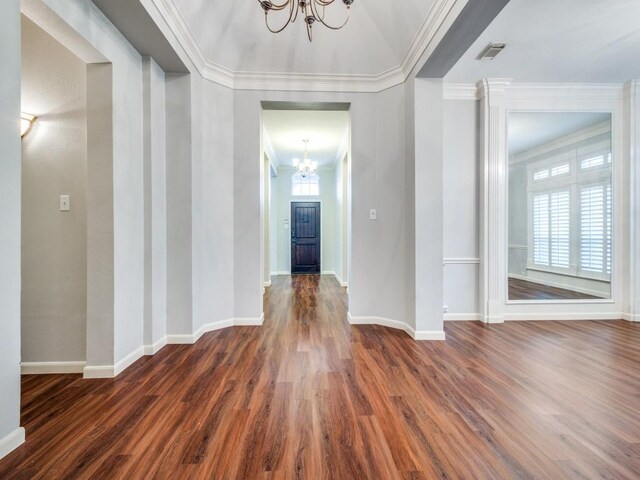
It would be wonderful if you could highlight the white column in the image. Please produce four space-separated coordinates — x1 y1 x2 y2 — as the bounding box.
478 79 511 324
414 78 445 339
0 0 25 459
628 80 640 322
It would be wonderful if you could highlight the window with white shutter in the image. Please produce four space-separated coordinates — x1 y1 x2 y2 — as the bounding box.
531 190 570 270
580 183 612 276
525 135 612 281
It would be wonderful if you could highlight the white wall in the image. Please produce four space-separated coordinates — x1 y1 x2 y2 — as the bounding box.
334 154 349 285
272 166 337 275
194 78 235 329
413 78 445 337
442 99 480 317
21 15 87 363
0 0 25 458
165 73 193 336
33 0 146 370
142 57 167 347
234 87 411 327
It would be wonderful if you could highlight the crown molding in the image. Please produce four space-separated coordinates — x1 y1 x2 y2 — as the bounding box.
149 0 465 93
400 0 460 79
443 82 625 101
443 83 478 100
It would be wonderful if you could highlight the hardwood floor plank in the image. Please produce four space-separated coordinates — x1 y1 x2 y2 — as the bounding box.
1 274 639 479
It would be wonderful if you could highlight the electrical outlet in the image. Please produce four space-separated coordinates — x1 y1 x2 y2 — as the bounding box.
443 305 448 313
369 209 377 220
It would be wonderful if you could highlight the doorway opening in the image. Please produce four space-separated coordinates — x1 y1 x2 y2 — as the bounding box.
260 102 351 300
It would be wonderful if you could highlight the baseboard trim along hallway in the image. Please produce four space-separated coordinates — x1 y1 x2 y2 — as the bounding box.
0 428 25 461
20 361 86 375
84 316 266 378
347 313 446 340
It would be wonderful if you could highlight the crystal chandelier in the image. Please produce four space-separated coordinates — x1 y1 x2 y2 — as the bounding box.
293 140 318 177
258 0 355 42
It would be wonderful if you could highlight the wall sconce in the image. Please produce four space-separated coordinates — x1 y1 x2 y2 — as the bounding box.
21 113 36 138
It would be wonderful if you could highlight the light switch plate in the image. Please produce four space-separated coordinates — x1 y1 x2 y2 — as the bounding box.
60 195 70 212
369 209 377 220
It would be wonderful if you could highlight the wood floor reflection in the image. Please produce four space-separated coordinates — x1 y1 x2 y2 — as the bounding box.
1 274 639 479
509 276 604 300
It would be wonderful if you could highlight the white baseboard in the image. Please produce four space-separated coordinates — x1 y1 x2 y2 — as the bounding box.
21 361 86 375
622 312 640 322
83 365 114 379
114 346 144 376
324 271 348 287
167 315 264 345
83 345 145 379
414 330 447 340
271 271 290 276
447 312 630 323
504 312 625 321
348 313 446 341
84 316 266 379
264 280 272 287
143 336 167 355
0 427 25 460
444 313 482 322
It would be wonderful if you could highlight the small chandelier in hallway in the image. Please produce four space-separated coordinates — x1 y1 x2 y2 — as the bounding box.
293 139 318 177
258 0 355 42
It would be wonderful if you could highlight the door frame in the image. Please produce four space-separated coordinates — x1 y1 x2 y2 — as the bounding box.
289 200 323 274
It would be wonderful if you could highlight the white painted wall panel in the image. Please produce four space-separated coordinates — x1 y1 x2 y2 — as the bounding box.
21 16 87 363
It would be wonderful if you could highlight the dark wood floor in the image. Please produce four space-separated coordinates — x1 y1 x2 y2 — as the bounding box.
1 275 639 479
509 277 603 300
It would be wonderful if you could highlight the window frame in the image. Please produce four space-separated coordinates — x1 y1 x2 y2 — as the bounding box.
526 142 612 282
291 171 320 197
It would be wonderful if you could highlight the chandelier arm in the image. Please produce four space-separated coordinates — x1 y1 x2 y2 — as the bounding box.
264 1 297 34
309 1 350 30
257 0 291 11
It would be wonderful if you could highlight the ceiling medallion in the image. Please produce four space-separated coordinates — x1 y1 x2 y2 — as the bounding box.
259 0 355 42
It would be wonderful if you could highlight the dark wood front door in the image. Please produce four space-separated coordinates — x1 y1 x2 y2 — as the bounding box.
291 202 321 274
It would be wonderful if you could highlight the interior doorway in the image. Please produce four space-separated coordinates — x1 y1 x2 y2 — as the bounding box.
291 201 321 274
260 102 351 297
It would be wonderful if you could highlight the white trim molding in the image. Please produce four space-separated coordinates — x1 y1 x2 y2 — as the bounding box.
444 313 483 321
504 312 626 321
627 80 640 323
150 0 463 92
143 337 168 356
443 257 480 265
348 313 446 341
478 80 628 324
167 315 264 345
478 78 512 325
83 346 146 379
21 361 86 375
0 427 25 460
83 366 114 379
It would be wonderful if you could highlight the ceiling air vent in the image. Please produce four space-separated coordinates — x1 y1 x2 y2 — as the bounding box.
477 43 506 60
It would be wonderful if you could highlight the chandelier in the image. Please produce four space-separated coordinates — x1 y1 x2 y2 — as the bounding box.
293 140 318 177
258 0 355 42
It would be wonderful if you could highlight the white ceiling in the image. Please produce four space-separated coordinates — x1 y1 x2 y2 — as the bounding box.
509 112 610 156
262 110 350 168
169 0 437 76
446 0 640 83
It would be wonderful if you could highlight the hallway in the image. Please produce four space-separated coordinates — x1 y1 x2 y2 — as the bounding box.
1 275 639 478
